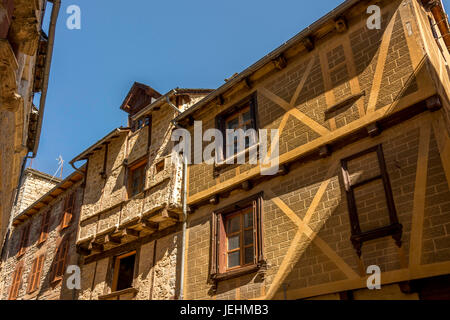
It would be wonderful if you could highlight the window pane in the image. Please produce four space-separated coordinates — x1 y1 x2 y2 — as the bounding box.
244 211 253 228
245 246 254 265
226 216 240 234
242 110 252 123
226 118 239 130
228 234 240 251
116 254 136 291
244 229 253 246
228 251 240 268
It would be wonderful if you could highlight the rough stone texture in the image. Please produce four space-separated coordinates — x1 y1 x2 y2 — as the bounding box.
184 0 450 300
0 0 47 247
0 175 83 300
12 169 60 219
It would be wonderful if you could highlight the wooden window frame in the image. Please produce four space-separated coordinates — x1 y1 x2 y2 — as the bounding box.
111 251 136 293
17 224 30 257
215 93 258 164
27 254 45 294
61 192 75 231
51 236 70 283
210 192 264 282
132 115 152 133
127 157 147 198
9 262 24 300
341 144 402 257
38 211 51 244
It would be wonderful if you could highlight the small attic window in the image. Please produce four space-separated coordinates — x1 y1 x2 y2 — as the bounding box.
132 116 151 132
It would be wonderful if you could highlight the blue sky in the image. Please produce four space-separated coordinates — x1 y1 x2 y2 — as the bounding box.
32 0 449 178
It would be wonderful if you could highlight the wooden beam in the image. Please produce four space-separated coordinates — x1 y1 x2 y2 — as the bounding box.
122 228 140 238
88 241 103 253
140 221 158 232
302 36 315 52
409 121 431 269
161 209 179 222
366 11 396 113
105 234 121 245
366 122 381 137
76 246 91 256
272 55 287 70
335 17 347 33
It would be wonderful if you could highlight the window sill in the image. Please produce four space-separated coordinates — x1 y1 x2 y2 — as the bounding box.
214 143 260 171
98 287 138 300
211 264 260 282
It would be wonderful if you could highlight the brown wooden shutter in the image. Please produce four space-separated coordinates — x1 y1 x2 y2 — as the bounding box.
61 193 75 229
27 257 38 293
9 263 24 300
18 224 30 256
52 238 69 281
218 214 226 274
210 214 218 277
28 254 45 293
39 212 50 243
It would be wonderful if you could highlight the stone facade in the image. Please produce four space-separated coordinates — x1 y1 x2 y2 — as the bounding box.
72 84 212 300
180 0 450 300
0 0 59 247
11 168 60 219
0 169 83 300
1 0 450 301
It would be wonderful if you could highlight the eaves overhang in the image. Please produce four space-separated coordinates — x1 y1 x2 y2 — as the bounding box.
13 167 85 227
69 127 130 165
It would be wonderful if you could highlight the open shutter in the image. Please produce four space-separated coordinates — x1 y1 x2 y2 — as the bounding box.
218 214 226 274
18 225 30 256
39 212 50 243
53 238 69 281
62 193 75 229
9 264 24 299
210 214 218 277
27 258 38 293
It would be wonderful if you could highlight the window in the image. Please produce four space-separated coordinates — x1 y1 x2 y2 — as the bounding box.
216 94 258 160
128 158 147 197
27 254 45 293
341 144 402 257
132 115 151 132
224 207 255 269
18 224 30 257
9 263 24 300
112 251 136 292
61 193 75 230
51 237 69 282
210 193 264 280
38 212 50 244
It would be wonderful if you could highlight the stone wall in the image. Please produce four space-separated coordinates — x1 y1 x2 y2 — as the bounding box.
78 231 182 300
0 0 49 247
0 181 83 300
12 169 61 219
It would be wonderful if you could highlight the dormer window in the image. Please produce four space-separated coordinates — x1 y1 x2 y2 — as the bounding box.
131 116 151 132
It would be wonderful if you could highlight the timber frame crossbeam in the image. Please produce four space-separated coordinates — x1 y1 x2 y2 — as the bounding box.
188 95 442 212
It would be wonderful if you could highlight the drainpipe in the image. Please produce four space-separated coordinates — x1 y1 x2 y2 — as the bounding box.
167 96 188 300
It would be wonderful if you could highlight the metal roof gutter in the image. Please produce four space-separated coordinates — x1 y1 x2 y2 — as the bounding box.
174 0 360 122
